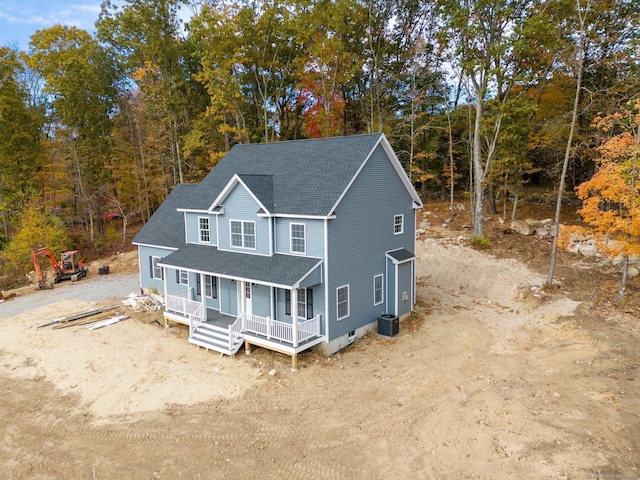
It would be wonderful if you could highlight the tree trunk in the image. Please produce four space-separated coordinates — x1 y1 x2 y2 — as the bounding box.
488 181 497 214
472 101 485 238
548 0 587 288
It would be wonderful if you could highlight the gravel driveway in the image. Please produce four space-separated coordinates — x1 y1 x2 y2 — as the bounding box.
0 273 140 319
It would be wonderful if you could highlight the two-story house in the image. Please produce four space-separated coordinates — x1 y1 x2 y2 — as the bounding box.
133 133 422 367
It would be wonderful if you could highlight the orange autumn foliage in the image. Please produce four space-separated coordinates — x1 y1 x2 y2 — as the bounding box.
562 106 640 259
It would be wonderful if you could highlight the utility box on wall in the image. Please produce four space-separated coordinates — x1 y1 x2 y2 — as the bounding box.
377 314 399 338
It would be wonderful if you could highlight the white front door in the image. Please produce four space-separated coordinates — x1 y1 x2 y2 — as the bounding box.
244 282 252 317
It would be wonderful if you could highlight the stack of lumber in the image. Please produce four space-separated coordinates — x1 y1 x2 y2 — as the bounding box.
37 307 128 330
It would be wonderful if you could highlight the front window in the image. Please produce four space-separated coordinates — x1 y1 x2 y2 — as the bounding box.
178 269 188 285
230 220 256 249
374 274 383 305
337 285 350 320
291 223 306 254
394 215 404 235
199 217 210 243
297 289 306 318
205 275 218 299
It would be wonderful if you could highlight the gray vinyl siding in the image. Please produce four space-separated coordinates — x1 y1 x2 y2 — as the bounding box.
327 144 416 340
397 262 412 317
204 275 220 310
138 245 174 293
275 218 325 258
218 185 270 255
252 284 271 317
220 278 238 316
185 213 216 246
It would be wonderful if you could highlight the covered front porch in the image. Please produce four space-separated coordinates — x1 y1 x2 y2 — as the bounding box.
158 245 325 366
164 290 323 365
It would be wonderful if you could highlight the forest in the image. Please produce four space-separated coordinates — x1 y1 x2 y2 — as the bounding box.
0 0 638 287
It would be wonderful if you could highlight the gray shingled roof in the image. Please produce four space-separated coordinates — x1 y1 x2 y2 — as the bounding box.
132 184 195 248
159 244 322 288
238 174 274 212
193 134 383 215
386 248 415 263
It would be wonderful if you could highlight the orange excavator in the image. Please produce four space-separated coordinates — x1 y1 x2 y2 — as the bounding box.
30 248 88 289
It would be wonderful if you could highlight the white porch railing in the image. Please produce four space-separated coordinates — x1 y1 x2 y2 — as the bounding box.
243 313 321 346
189 303 205 337
166 289 201 316
297 315 321 344
229 316 243 351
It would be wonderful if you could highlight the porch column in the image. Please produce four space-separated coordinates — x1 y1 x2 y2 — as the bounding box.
200 273 206 311
291 287 298 348
239 281 246 331
162 267 168 328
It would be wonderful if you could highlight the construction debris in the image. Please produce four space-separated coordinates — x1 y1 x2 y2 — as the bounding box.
37 306 119 329
124 292 164 312
87 315 128 331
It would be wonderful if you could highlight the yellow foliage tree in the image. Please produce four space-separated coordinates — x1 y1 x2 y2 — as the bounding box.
1 201 72 287
562 100 640 300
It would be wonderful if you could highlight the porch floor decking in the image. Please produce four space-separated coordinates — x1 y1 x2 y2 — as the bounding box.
204 310 236 328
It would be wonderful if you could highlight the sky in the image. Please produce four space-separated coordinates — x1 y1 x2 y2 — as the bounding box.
0 0 102 51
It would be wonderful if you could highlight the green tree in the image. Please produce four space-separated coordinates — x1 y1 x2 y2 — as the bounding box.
0 47 44 220
27 26 119 244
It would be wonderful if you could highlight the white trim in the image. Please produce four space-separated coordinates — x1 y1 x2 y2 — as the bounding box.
336 284 350 320
229 219 257 250
204 274 219 299
269 216 273 256
156 262 318 292
394 263 399 316
151 256 163 280
378 133 423 207
292 259 323 289
183 212 188 244
373 274 384 306
323 218 330 340
209 174 272 215
290 222 306 254
385 248 416 264
394 214 404 235
177 208 208 213
132 242 178 251
198 216 211 243
273 213 336 220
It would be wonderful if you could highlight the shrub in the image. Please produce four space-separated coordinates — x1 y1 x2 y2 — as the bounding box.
469 235 492 249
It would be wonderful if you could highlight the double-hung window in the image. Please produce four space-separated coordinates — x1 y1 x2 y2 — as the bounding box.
291 223 306 254
177 269 188 285
337 285 350 320
374 274 383 305
205 275 218 299
230 220 256 249
394 214 404 235
199 217 210 243
150 256 163 280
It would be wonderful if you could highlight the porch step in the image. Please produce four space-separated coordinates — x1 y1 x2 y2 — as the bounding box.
189 323 243 355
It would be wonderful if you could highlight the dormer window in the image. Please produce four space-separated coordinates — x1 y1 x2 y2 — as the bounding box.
230 220 256 249
199 217 210 243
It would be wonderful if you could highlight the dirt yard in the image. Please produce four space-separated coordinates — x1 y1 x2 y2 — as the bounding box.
0 202 638 479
